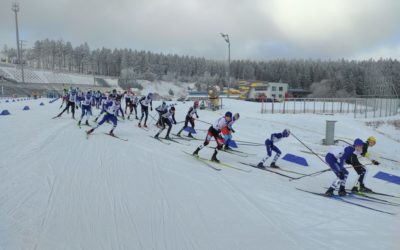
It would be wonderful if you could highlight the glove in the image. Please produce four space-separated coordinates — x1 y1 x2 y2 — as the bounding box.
196 115 199 119
151 107 153 111
372 160 380 165
231 129 235 133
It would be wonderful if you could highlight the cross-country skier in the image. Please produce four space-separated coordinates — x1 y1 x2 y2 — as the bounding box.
127 93 139 120
155 101 168 127
177 101 199 138
124 89 133 115
94 90 102 109
154 106 176 139
138 93 153 128
94 92 111 122
87 95 122 136
325 138 364 197
192 112 233 163
222 113 240 150
78 90 94 127
54 87 78 119
59 89 69 112
346 136 380 193
257 129 290 168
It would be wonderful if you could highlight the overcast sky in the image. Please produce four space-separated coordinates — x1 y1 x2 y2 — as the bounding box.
1 0 400 60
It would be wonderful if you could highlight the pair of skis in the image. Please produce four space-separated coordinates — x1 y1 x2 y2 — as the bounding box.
86 132 128 141
239 162 306 179
182 151 251 173
297 188 396 215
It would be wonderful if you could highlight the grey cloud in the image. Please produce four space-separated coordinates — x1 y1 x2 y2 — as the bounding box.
0 0 399 60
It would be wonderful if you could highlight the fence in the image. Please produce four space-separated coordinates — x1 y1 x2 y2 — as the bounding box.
260 98 400 118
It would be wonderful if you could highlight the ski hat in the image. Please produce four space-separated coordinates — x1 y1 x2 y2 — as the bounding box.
148 93 153 98
367 136 376 144
353 138 364 146
170 106 175 111
225 111 233 118
283 129 291 137
233 113 240 121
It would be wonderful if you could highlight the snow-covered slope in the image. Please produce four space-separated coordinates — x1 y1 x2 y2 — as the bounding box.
0 98 399 250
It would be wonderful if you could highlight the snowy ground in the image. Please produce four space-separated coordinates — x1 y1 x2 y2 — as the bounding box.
1 98 400 250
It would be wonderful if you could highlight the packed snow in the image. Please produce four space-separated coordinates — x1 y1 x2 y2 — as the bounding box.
0 97 399 250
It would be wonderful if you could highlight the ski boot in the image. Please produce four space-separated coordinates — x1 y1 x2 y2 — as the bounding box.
338 185 347 196
188 133 194 138
154 133 159 139
138 123 142 127
224 145 232 151
359 184 373 193
86 128 95 135
211 155 220 163
177 131 182 137
109 129 115 137
165 135 171 140
144 124 148 128
257 162 265 168
135 116 139 120
325 187 335 197
85 120 90 126
193 147 200 156
94 117 98 122
270 162 279 168
211 151 220 163
78 120 81 126
351 186 359 193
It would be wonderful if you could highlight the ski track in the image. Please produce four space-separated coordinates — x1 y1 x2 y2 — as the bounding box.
1 98 399 249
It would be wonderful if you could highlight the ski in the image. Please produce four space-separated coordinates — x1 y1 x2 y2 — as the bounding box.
137 125 150 131
352 190 400 199
103 133 128 141
163 137 190 146
182 151 221 171
239 162 296 178
296 188 396 215
220 149 248 158
149 135 171 145
173 134 201 141
345 190 400 206
240 162 306 176
226 148 257 156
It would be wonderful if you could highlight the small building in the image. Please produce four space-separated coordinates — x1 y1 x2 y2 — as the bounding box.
240 81 289 102
287 88 312 98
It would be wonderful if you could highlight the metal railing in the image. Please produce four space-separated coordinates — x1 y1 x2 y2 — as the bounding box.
260 98 400 118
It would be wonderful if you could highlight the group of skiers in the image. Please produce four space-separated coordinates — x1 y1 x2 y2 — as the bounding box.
54 87 381 197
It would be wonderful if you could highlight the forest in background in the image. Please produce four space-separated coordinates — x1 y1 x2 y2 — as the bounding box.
2 39 399 97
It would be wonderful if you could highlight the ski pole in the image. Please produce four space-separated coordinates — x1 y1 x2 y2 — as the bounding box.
291 132 327 165
197 119 212 125
289 166 353 181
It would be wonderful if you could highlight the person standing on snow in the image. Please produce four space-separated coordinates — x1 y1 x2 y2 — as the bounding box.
192 112 233 163
154 106 177 139
177 101 199 138
78 90 94 127
87 95 122 136
221 113 240 150
325 139 364 197
138 93 153 128
346 136 380 193
155 101 168 127
257 129 291 168
54 87 78 119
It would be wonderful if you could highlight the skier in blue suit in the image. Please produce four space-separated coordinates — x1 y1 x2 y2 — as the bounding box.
325 138 364 197
257 129 291 168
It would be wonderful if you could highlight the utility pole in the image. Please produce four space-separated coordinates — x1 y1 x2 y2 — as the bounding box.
220 33 231 98
19 40 26 83
12 2 24 83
